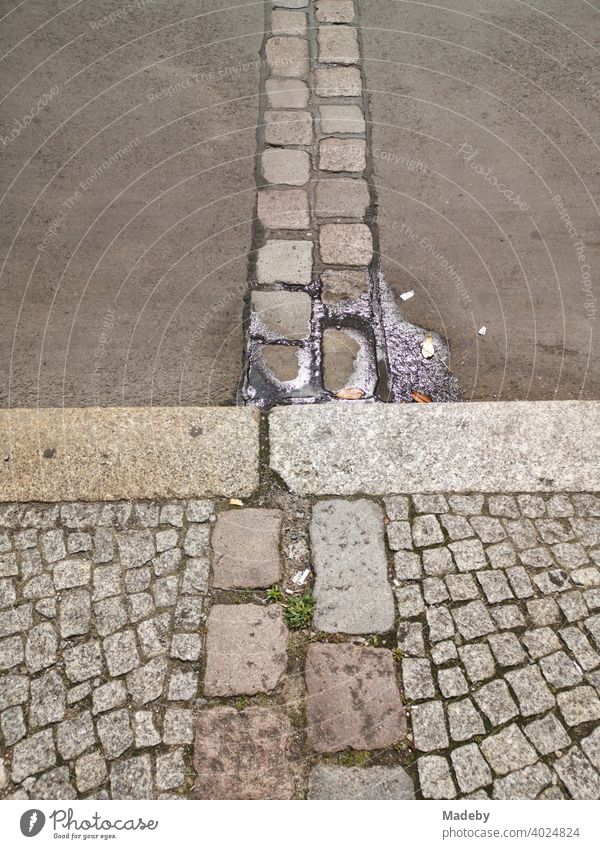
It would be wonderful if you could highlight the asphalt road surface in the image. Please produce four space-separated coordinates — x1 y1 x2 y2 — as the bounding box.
363 0 600 400
1 0 599 406
0 0 262 407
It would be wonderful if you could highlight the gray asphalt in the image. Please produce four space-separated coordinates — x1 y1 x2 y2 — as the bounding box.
1 0 599 406
363 0 600 401
0 0 262 407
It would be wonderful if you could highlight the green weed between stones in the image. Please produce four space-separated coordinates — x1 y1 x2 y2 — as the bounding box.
338 751 372 767
267 586 315 629
266 585 285 603
289 701 307 728
283 593 315 629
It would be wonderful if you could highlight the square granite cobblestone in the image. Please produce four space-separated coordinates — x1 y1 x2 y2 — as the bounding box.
310 499 395 633
315 0 355 23
315 67 362 97
315 178 370 218
319 138 366 172
264 110 313 146
265 36 309 78
256 239 313 286
265 78 309 109
262 148 310 185
272 9 307 34
319 223 373 265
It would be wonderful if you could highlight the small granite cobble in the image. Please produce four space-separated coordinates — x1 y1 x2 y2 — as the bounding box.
193 707 293 799
319 138 366 172
317 24 360 64
203 604 287 697
245 0 380 404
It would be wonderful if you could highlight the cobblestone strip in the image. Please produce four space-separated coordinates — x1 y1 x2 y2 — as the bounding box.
193 506 294 798
243 0 383 405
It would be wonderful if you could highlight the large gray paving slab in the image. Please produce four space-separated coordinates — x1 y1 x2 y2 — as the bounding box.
310 499 395 633
269 402 600 494
0 407 260 501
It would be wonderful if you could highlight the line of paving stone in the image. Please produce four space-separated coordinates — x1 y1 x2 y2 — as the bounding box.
2 491 600 799
243 0 383 405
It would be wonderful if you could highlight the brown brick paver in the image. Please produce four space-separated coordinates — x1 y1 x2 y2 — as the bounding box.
193 707 293 799
305 643 406 752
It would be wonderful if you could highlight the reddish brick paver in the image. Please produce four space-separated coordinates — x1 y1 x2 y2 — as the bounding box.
193 707 293 799
305 643 406 752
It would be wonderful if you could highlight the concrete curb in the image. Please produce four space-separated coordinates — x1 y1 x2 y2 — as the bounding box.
0 407 260 502
1 401 598 501
269 400 600 494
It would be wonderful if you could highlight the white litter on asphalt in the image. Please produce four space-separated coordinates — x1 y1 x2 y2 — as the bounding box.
400 290 414 301
478 326 487 336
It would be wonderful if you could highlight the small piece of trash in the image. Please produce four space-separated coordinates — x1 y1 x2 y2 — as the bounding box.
410 390 432 403
285 588 294 595
478 326 487 336
421 334 435 359
291 568 311 586
229 498 243 506
400 290 414 301
335 387 364 400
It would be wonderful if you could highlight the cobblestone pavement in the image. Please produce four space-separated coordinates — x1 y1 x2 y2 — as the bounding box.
1 491 600 799
243 0 457 406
